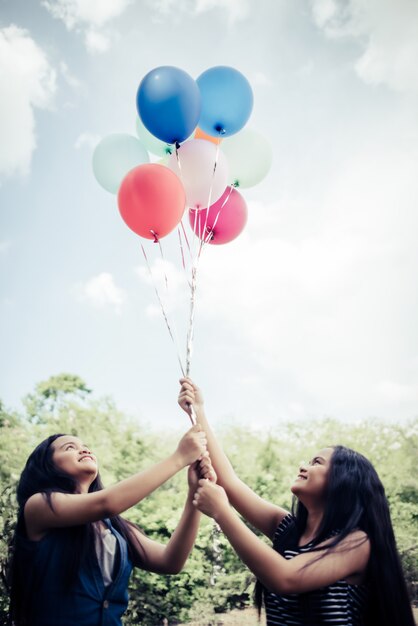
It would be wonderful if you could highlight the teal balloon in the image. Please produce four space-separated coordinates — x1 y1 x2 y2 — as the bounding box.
221 128 272 188
92 133 149 194
135 117 173 157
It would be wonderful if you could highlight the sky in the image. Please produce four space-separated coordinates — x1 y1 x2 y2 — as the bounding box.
1 0 418 431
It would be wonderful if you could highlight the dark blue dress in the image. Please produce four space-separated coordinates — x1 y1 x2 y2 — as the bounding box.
16 519 133 625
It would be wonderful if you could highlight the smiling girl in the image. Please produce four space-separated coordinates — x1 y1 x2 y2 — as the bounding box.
7 425 213 626
178 378 415 626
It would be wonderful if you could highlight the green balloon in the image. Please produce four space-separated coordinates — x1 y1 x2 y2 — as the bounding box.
92 133 149 194
222 128 272 188
135 117 173 157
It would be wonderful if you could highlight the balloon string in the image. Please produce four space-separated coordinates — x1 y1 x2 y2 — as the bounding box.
185 263 198 380
151 230 169 291
140 242 186 378
198 128 224 257
185 129 224 375
177 227 187 272
177 227 192 290
199 136 220 254
203 183 235 245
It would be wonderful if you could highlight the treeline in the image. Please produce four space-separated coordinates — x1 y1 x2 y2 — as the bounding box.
0 374 417 624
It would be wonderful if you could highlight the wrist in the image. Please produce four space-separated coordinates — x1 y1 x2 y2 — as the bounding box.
193 403 205 419
171 450 187 470
186 491 199 508
213 502 231 525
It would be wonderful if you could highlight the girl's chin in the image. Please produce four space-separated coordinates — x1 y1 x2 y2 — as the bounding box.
290 482 303 495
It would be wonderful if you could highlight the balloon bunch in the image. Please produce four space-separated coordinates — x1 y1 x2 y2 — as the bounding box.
92 66 272 394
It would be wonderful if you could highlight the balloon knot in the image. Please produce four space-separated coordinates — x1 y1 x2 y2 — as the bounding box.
215 125 225 135
150 230 159 243
205 228 214 241
175 141 181 151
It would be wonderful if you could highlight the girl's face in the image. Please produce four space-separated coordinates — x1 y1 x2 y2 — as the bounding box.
290 447 334 502
51 435 98 485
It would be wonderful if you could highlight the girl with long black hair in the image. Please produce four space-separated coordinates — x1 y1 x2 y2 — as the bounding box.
7 424 214 626
178 378 415 626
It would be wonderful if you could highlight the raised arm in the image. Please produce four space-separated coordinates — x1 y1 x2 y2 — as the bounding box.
130 458 217 574
193 480 370 594
25 425 207 540
178 378 288 539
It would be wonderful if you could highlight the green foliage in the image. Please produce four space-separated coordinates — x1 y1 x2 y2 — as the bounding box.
23 373 91 422
0 374 417 624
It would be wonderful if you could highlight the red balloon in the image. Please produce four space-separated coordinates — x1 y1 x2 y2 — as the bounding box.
118 163 186 240
189 186 247 245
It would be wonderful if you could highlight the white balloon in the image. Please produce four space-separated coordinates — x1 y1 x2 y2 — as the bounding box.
167 139 229 209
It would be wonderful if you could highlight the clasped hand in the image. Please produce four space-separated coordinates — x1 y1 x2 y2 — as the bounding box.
192 478 229 520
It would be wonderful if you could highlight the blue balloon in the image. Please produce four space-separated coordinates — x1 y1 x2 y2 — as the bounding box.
197 66 253 138
137 66 201 144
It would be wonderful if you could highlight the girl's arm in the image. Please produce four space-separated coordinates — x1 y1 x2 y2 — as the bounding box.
130 460 216 574
25 425 207 539
193 480 370 594
178 378 288 539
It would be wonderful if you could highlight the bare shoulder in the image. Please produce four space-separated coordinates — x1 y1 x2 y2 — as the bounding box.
24 492 48 514
24 493 51 540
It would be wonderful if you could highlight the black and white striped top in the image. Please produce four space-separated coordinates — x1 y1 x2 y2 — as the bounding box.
264 515 368 626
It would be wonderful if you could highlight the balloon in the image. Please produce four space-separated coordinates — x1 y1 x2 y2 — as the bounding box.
194 127 221 145
189 187 247 245
167 139 229 209
92 134 149 194
222 128 272 188
118 164 185 240
196 66 253 138
135 116 173 157
137 66 201 144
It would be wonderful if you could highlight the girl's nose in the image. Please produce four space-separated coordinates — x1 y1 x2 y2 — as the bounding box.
299 460 308 471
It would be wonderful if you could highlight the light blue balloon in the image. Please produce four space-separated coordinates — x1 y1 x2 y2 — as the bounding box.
197 66 253 138
135 117 173 157
92 133 149 194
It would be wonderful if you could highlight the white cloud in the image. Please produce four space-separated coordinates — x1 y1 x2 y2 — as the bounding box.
42 0 131 52
373 380 418 405
195 145 418 420
310 0 418 93
59 61 81 88
136 258 188 317
195 0 250 21
84 28 111 53
74 272 127 314
149 0 249 22
74 132 101 150
0 25 56 180
252 72 273 87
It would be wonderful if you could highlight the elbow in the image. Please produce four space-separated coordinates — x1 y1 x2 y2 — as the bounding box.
267 573 298 595
162 561 184 575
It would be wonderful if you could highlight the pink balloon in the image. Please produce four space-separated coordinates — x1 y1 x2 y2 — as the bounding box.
118 163 185 240
189 186 247 245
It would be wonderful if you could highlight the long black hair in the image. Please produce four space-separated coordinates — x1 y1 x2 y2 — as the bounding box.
255 445 415 626
7 434 146 625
